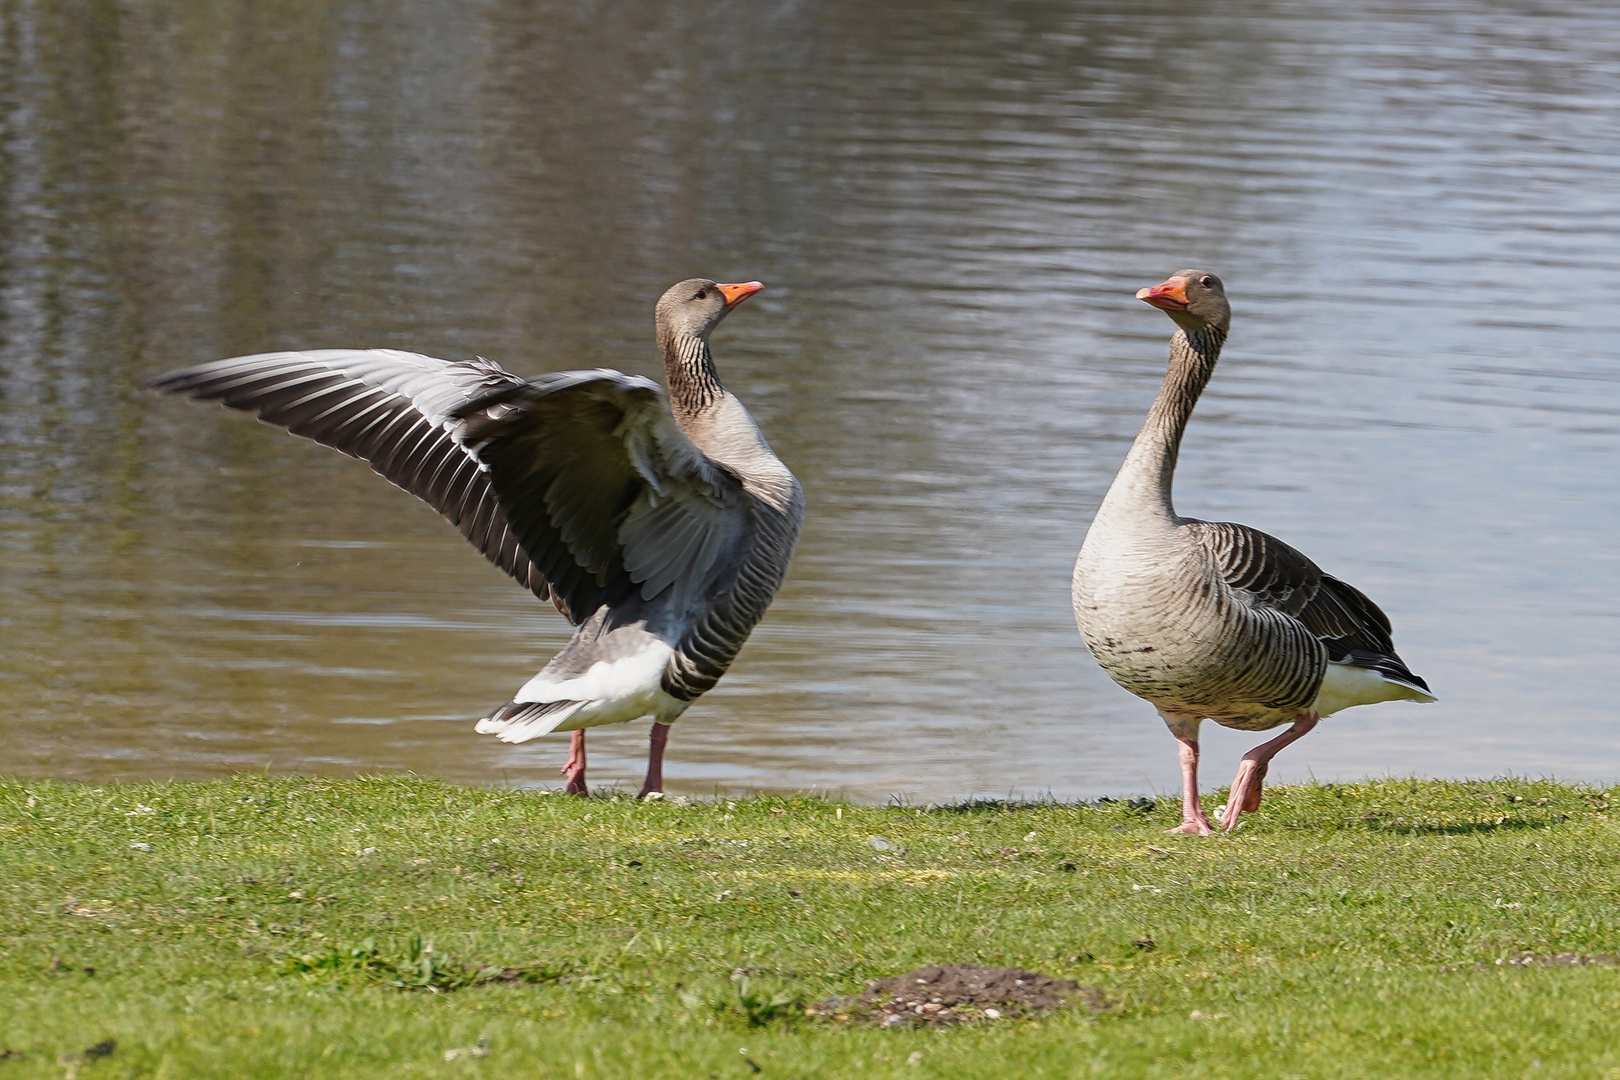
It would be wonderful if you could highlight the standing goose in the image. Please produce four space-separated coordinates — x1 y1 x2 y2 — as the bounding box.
152 278 803 798
1071 270 1433 834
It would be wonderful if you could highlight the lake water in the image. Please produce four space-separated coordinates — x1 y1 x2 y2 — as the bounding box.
3 1 1618 801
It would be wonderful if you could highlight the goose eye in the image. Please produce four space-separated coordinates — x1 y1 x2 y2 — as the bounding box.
694 289 709 300
1199 275 1213 288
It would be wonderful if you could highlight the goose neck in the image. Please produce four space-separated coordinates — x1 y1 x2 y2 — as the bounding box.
1103 324 1225 523
661 329 723 419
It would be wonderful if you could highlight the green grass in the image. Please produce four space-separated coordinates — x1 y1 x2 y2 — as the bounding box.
4 775 1620 1078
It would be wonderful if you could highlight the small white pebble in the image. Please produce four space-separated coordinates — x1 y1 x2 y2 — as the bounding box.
442 1037 490 1062
984 1008 1001 1019
129 842 152 852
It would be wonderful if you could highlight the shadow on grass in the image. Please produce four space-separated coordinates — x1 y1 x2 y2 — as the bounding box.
921 796 1156 817
1360 817 1553 836
284 935 571 991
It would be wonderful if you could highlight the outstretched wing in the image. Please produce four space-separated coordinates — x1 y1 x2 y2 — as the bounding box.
149 349 555 606
1192 519 1428 691
450 372 749 626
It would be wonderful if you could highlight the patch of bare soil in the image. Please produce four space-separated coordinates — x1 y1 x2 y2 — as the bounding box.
1490 953 1620 968
1443 953 1620 972
807 964 1106 1027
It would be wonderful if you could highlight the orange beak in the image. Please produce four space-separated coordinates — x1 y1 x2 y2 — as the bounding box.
1136 276 1190 311
716 281 764 309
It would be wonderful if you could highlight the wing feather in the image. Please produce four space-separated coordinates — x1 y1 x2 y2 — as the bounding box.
157 351 778 643
149 349 556 606
452 372 747 624
1192 519 1427 691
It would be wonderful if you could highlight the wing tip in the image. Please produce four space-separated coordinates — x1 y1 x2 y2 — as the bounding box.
147 365 211 395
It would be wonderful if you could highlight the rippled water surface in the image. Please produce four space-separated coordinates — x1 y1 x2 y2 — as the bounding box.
3 1 1619 800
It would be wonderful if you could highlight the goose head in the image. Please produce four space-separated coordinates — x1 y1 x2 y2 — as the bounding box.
656 278 763 341
1136 270 1229 334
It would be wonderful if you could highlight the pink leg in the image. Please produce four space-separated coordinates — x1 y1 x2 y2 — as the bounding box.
1221 713 1319 832
639 722 671 799
562 729 588 797
1167 736 1214 835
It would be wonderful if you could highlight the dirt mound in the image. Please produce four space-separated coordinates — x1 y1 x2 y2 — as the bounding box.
812 964 1104 1027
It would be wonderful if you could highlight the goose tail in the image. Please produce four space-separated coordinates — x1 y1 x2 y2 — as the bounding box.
1315 655 1436 716
475 699 586 743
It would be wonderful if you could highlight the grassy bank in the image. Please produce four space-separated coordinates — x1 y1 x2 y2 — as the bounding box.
3 775 1620 1078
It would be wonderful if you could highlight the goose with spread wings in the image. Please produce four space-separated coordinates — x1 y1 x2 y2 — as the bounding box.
1071 270 1433 834
152 279 803 797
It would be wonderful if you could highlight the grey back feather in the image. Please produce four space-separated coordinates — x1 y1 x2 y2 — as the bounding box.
454 372 801 700
1191 520 1421 685
452 371 750 626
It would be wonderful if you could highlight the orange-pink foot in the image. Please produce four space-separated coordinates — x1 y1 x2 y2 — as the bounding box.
562 730 588 797
1221 761 1268 830
637 722 670 799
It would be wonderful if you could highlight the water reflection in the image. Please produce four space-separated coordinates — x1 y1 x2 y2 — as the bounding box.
3 1 1619 799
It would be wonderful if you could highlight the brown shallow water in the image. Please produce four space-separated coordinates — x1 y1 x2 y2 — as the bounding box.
3 2 1619 800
